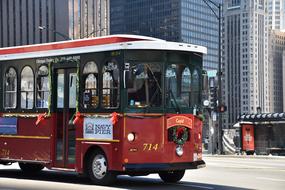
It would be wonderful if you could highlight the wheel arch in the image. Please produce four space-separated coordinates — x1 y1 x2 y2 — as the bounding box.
83 145 106 174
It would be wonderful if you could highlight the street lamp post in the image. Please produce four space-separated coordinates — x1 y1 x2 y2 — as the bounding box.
84 28 107 38
202 0 223 154
38 26 71 40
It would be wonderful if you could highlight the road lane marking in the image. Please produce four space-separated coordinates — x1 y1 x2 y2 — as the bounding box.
256 177 285 182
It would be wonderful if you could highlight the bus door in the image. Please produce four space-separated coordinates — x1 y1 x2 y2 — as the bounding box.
54 68 77 168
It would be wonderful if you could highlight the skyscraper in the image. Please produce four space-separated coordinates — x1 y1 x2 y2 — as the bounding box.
223 0 269 128
267 0 285 30
267 0 285 112
110 0 221 70
0 0 109 48
268 30 285 112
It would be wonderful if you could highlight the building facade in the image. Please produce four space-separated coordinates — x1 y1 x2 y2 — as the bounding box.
0 0 109 48
223 0 269 128
68 0 109 39
268 31 285 112
267 0 285 30
267 0 285 113
283 51 285 111
110 0 221 70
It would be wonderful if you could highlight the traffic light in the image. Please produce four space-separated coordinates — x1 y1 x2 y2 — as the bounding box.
218 104 227 113
209 87 217 111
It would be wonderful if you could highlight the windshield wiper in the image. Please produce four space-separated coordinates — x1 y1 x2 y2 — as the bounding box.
168 89 181 113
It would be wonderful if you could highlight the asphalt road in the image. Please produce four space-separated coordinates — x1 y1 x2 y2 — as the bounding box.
0 156 284 190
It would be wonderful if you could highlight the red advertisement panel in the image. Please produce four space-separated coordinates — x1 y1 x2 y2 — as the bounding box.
242 124 255 151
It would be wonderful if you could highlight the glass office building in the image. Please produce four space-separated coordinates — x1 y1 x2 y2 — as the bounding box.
110 0 221 70
0 0 109 47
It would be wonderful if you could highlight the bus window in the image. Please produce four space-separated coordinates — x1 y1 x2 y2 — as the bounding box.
192 69 200 107
83 61 98 108
21 66 34 109
4 67 17 109
127 63 162 107
102 61 120 109
57 70 64 108
166 64 190 108
181 67 191 107
36 65 49 108
69 73 77 108
166 65 177 108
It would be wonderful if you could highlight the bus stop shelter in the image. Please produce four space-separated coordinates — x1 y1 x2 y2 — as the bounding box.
237 113 285 155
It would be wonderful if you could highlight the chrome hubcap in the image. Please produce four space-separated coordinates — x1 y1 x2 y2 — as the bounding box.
92 154 107 179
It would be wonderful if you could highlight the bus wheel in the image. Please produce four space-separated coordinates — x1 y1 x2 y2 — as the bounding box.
159 170 185 183
18 163 44 173
87 151 116 185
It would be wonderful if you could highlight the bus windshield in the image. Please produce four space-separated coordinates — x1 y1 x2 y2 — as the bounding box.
127 62 162 108
126 51 201 110
166 64 192 109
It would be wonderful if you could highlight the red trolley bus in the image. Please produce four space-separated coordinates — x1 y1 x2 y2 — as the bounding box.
0 35 206 185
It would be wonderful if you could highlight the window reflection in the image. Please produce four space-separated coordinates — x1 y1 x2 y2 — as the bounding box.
57 71 64 108
102 61 120 109
37 65 49 108
83 61 98 108
69 73 77 108
21 66 34 109
166 64 191 108
192 69 200 106
181 67 191 107
4 67 17 109
166 65 177 107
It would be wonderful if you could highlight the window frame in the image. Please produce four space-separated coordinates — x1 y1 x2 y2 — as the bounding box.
101 59 120 109
36 64 50 109
181 66 192 107
191 68 201 107
165 63 194 109
126 61 163 109
79 52 123 113
3 66 18 110
82 61 99 109
20 65 35 110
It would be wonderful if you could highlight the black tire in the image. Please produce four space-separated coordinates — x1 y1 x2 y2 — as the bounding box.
18 163 44 173
159 170 185 183
86 150 116 186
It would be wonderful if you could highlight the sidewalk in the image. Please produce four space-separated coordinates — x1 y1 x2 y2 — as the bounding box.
203 153 285 160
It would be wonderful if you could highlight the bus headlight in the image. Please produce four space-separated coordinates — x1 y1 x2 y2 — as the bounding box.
176 145 183 156
127 133 136 142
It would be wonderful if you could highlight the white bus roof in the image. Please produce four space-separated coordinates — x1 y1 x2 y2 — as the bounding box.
0 34 207 61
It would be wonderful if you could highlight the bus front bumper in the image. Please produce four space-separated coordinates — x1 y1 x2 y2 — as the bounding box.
123 160 205 172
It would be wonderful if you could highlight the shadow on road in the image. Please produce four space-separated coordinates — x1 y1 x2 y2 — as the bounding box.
0 168 253 190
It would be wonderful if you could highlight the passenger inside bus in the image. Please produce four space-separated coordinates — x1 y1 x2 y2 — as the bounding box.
127 63 162 107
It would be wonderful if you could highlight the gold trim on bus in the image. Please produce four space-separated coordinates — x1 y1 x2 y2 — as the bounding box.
76 138 120 143
80 113 123 117
0 135 50 140
1 113 51 118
